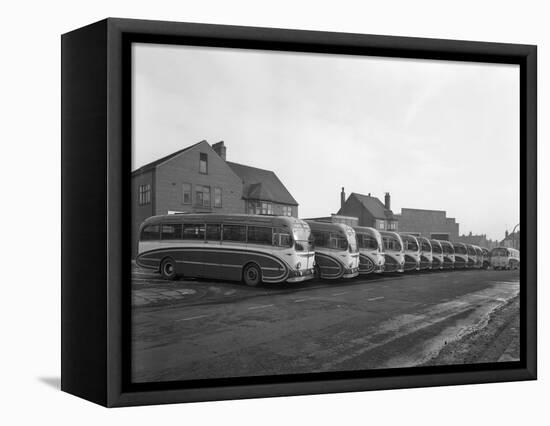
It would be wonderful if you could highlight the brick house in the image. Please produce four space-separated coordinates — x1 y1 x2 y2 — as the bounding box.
395 208 459 241
337 189 398 231
227 162 298 218
131 140 298 255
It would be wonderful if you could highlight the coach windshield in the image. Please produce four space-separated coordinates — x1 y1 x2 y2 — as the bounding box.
293 223 313 252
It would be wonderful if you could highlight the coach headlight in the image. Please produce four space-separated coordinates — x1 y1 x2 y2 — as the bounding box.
296 262 302 270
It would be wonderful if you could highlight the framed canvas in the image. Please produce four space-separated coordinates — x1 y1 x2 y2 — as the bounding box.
61 18 537 407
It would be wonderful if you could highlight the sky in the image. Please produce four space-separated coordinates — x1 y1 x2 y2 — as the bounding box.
132 43 519 241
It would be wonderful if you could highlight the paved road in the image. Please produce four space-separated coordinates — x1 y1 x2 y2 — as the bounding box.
131 266 520 383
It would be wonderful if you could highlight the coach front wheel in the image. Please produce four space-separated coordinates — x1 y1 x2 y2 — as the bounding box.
243 263 262 287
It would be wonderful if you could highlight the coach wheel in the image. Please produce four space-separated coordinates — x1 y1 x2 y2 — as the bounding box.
243 263 262 287
160 258 177 280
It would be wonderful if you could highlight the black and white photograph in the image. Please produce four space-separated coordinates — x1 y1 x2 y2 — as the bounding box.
130 42 521 384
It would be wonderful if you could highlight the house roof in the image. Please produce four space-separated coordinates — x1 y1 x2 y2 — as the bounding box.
349 192 395 219
227 161 298 206
131 140 205 175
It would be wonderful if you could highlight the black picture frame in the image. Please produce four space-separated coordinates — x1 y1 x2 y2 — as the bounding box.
61 17 537 407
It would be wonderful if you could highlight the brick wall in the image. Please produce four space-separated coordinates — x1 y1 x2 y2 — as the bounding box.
338 197 375 227
398 208 459 241
154 141 245 216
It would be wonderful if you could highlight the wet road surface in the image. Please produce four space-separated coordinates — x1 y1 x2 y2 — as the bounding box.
131 266 520 383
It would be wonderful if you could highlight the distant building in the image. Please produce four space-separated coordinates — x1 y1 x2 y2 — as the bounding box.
306 214 359 227
131 140 298 255
337 189 398 231
395 208 459 241
501 230 520 250
458 232 498 249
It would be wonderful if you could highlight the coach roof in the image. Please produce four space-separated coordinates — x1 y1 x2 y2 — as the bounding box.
140 213 306 228
305 220 353 233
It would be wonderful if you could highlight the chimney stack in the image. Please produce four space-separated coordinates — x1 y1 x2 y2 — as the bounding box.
341 187 346 209
212 141 226 161
384 192 391 210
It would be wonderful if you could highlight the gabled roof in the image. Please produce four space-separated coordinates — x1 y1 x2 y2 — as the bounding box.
348 192 395 219
227 162 298 206
131 140 206 175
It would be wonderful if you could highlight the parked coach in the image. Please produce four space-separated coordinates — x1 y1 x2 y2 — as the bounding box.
380 231 405 273
490 247 520 270
306 221 360 280
474 246 484 269
400 233 421 271
481 247 490 269
440 240 456 269
452 242 468 269
354 226 385 274
417 236 433 270
430 239 444 270
465 244 477 268
136 213 316 286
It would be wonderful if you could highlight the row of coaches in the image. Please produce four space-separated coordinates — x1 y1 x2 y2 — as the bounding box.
136 214 519 287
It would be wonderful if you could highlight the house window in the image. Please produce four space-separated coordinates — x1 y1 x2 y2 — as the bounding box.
261 201 273 215
248 201 259 215
387 222 397 230
378 222 385 230
138 184 151 205
281 205 292 216
199 153 208 174
213 187 222 208
247 200 273 215
195 185 211 207
182 183 191 204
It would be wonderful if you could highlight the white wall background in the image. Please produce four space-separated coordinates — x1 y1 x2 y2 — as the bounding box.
0 0 546 423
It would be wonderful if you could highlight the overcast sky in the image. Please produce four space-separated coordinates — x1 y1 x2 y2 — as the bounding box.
132 43 519 241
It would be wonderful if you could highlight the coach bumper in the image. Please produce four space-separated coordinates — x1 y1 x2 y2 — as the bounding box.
287 268 315 283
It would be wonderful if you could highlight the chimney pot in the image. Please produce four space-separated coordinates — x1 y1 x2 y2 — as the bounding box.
212 141 226 161
384 192 391 210
340 187 346 210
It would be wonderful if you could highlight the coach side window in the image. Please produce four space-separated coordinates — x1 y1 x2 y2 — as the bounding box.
205 224 221 241
222 224 247 242
273 228 292 247
183 224 205 240
161 223 182 240
141 224 160 241
247 226 273 246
